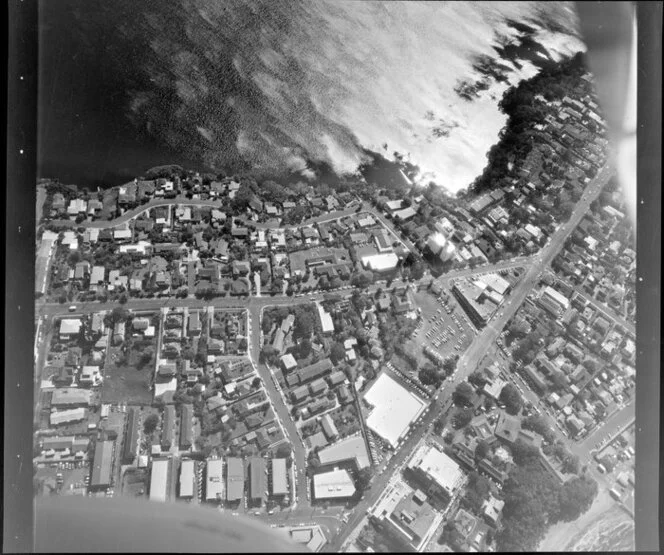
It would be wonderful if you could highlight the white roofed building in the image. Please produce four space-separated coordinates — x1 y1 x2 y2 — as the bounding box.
406 443 465 499
361 252 399 273
363 373 426 448
312 469 356 500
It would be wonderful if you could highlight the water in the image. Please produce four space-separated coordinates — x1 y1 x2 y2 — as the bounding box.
38 1 584 191
565 506 635 552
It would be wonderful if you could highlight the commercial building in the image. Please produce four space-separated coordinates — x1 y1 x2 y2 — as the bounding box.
206 459 225 502
385 490 441 551
271 458 289 496
312 469 356 500
538 286 570 316
149 459 170 502
90 440 114 490
316 303 335 334
452 280 498 328
51 388 91 408
249 457 267 504
59 319 82 339
361 252 399 273
179 459 195 498
50 408 86 426
363 373 426 449
406 443 465 500
226 457 245 502
318 435 371 470
122 407 139 464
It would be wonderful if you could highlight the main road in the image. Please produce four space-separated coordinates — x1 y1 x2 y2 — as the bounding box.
326 162 615 550
36 163 615 548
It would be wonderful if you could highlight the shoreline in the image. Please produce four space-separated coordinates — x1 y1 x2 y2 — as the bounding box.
538 489 634 552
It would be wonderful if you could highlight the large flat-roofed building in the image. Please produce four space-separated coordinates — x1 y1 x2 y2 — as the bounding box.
386 490 441 551
363 373 426 449
51 388 91 408
59 318 82 338
318 435 371 470
226 457 244 502
298 358 333 384
123 408 139 463
206 459 225 502
406 443 465 500
50 408 86 426
361 252 399 273
538 286 570 316
90 440 114 490
452 280 498 328
481 273 511 295
249 457 267 503
312 469 356 500
179 459 195 498
316 303 335 334
149 458 170 502
271 458 289 496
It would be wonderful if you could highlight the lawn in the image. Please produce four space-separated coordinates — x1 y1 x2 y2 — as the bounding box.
101 345 154 404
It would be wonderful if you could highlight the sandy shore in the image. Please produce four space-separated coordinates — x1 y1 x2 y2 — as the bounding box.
537 489 632 552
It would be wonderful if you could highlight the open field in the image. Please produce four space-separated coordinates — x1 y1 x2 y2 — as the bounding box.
101 345 154 404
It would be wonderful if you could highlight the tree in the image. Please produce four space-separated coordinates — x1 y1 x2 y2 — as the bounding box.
110 306 130 324
433 416 446 436
275 443 292 459
252 377 261 389
463 471 491 513
138 350 153 368
454 408 473 429
475 440 491 461
499 383 523 415
356 467 374 491
453 382 475 407
293 311 314 340
419 364 442 388
330 342 346 364
143 414 159 435
556 475 598 523
262 313 273 335
298 338 312 359
118 293 128 304
521 414 557 444
510 440 541 466
468 370 487 388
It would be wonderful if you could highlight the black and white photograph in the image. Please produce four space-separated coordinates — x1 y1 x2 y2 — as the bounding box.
5 0 660 552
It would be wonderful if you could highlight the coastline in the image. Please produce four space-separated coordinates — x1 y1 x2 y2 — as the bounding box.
538 489 634 552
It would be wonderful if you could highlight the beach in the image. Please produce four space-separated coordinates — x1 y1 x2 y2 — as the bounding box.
538 489 635 552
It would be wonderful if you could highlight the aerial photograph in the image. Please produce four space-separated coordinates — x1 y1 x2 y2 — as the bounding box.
32 1 638 552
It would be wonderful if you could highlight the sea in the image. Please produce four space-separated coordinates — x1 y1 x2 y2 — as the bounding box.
562 505 635 552
38 0 585 191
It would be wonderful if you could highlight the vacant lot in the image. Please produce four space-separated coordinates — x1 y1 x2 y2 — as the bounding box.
101 345 154 404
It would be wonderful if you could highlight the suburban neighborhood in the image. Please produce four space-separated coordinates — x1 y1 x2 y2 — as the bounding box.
32 58 636 553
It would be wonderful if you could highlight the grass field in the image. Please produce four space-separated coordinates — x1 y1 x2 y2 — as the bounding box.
101 344 154 404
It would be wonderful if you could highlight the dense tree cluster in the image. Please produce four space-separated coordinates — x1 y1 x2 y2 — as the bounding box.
496 440 598 552
499 383 523 416
471 52 587 194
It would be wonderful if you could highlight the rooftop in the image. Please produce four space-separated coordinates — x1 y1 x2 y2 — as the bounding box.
364 373 426 448
313 469 356 499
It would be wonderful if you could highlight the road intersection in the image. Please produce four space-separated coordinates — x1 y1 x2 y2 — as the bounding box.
35 163 631 547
